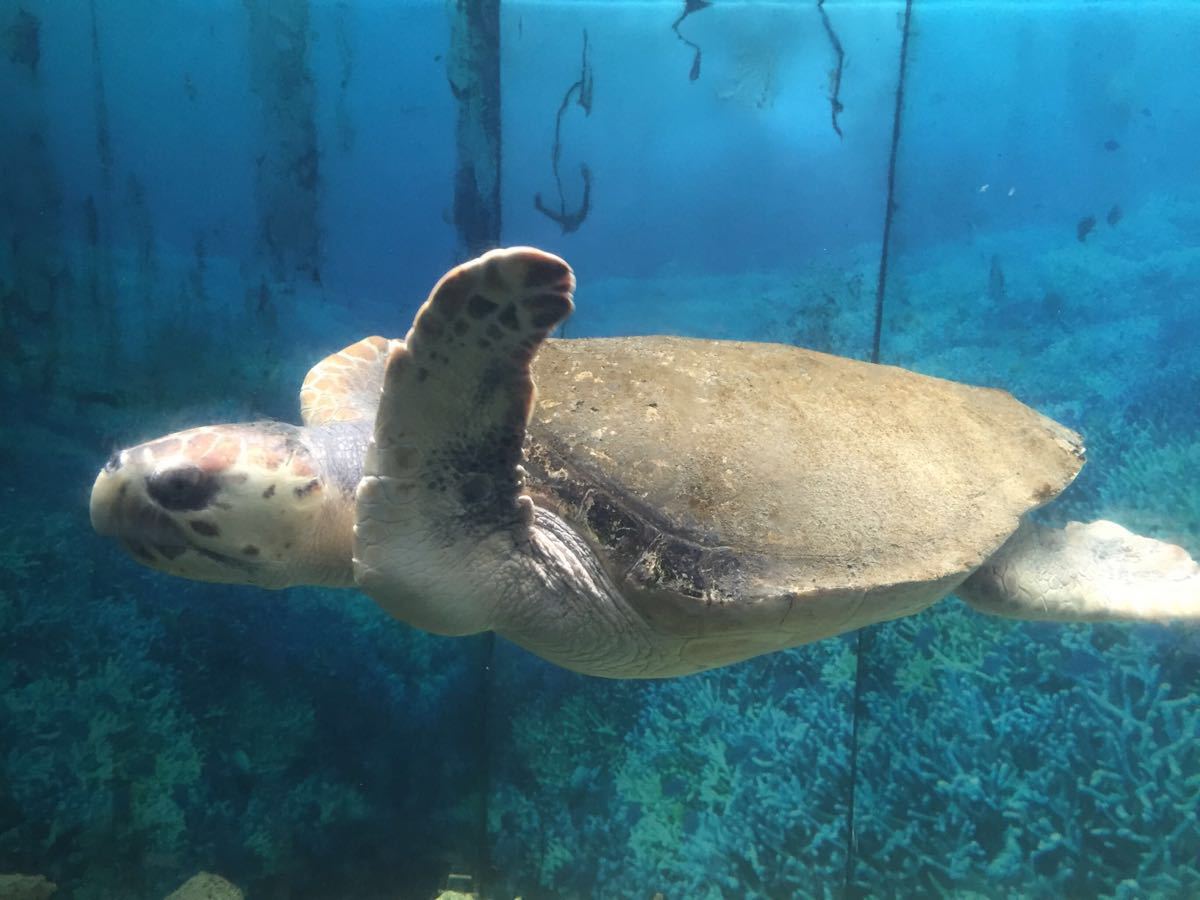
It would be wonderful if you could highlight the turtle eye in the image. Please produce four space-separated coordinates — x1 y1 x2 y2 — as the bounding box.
146 465 218 512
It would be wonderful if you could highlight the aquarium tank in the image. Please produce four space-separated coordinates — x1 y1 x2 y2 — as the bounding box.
1 0 1197 897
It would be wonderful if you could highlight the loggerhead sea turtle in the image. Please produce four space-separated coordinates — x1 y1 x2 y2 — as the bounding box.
89 247 1200 678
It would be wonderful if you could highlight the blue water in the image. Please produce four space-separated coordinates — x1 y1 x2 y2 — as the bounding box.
1 0 1197 897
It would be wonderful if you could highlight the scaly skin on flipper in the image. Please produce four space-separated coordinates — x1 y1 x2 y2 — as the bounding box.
353 246 578 635
959 519 1200 622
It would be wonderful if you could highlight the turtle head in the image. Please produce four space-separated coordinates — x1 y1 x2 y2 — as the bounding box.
90 422 356 589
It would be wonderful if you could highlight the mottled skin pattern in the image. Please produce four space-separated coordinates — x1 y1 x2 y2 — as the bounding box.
91 420 362 589
300 335 398 427
91 248 1200 679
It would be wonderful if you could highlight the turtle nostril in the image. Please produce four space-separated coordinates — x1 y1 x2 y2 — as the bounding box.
146 466 219 512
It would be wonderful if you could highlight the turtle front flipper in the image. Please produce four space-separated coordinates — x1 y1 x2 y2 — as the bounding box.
959 519 1200 622
300 335 399 426
354 247 574 635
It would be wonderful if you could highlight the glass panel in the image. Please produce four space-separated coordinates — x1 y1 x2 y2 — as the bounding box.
0 2 482 897
6 1 1197 898
856 3 1200 896
489 2 902 895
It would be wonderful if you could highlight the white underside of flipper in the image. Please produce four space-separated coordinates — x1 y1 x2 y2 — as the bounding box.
353 247 575 636
959 519 1200 622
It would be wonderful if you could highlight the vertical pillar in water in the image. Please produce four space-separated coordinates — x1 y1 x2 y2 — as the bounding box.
445 9 502 892
85 0 120 378
446 0 501 258
0 4 66 394
244 0 322 287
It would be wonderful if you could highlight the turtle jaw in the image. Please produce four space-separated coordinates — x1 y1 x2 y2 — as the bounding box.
89 464 122 538
90 457 149 542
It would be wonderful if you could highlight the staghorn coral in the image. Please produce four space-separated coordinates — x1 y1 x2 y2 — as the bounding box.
1096 421 1200 547
488 640 854 899
850 602 1200 897
610 655 852 897
0 524 204 900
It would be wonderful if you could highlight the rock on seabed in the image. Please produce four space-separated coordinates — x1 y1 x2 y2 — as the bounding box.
162 872 244 900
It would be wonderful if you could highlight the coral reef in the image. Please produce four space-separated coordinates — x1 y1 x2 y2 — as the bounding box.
852 604 1200 896
487 639 855 898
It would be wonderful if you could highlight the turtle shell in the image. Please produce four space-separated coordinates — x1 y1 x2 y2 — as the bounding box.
524 336 1084 663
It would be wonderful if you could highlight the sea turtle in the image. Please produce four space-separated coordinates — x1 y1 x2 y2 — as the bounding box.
89 247 1200 678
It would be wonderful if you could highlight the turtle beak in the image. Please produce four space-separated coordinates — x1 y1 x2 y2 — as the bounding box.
89 456 124 537
90 453 196 566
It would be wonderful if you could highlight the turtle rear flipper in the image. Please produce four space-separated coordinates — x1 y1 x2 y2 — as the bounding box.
354 247 574 635
959 519 1200 621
